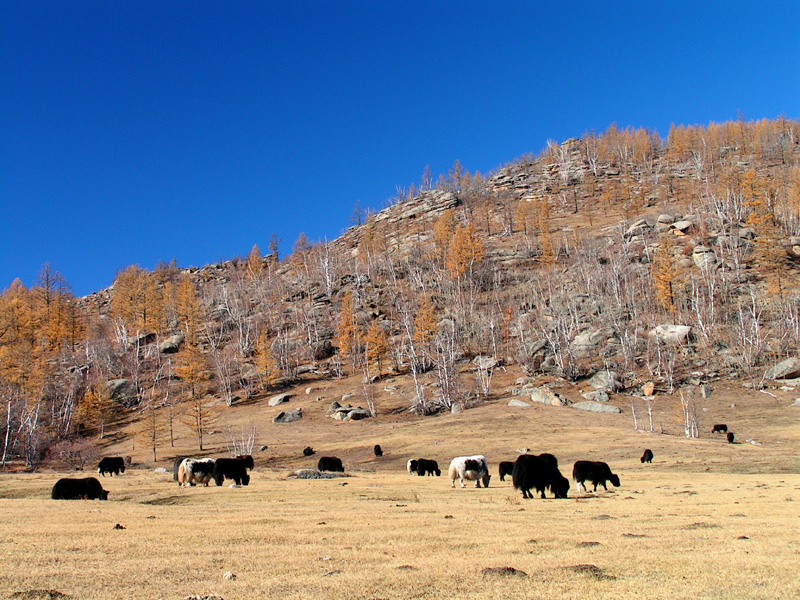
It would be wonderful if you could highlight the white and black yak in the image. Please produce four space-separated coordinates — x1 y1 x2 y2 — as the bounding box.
449 455 490 488
177 458 216 487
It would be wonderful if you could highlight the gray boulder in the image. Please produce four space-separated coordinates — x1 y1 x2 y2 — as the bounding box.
473 355 498 370
508 399 532 407
529 386 571 407
572 401 622 414
570 329 606 357
106 379 140 407
582 390 610 402
268 393 293 406
344 408 372 421
692 246 717 269
588 370 622 392
649 324 692 344
764 358 800 380
158 333 184 354
273 408 302 423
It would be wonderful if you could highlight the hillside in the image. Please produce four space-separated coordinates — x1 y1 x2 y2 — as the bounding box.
2 116 800 470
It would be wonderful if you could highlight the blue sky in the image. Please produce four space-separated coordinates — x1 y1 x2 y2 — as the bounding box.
1 1 798 297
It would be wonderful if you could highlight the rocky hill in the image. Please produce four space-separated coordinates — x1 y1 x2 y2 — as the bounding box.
3 117 800 469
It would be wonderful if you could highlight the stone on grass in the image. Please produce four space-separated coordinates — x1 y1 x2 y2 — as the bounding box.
572 401 622 414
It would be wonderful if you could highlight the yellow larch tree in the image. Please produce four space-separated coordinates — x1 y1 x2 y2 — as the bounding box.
413 296 438 370
445 222 484 281
364 319 389 378
651 233 683 313
111 265 164 334
335 291 362 374
246 244 264 280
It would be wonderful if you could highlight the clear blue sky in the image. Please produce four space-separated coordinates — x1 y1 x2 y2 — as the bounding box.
2 1 798 297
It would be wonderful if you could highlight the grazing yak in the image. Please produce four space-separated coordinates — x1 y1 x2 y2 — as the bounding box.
511 454 569 499
374 444 383 457
52 477 109 500
449 455 490 488
498 461 515 482
414 458 441 476
641 449 654 463
177 458 216 486
407 459 418 475
573 460 620 493
213 456 254 486
318 456 344 473
98 456 125 477
727 432 735 444
303 446 315 457
712 424 728 434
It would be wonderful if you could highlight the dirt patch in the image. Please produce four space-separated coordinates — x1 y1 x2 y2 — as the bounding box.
9 591 73 600
482 566 528 577
563 564 615 580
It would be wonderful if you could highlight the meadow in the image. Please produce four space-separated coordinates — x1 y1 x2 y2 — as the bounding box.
1 377 799 600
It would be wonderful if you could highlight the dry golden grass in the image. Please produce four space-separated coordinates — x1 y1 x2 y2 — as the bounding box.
2 372 800 599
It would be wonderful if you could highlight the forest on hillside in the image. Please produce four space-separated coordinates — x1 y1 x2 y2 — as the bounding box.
2 116 800 470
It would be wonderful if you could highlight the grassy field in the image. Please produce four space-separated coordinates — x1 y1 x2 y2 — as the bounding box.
1 375 799 599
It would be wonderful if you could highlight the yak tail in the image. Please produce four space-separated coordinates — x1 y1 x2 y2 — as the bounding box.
448 463 458 482
177 461 188 486
511 461 522 490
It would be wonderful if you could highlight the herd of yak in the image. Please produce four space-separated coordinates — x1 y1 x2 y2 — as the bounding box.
49 423 734 501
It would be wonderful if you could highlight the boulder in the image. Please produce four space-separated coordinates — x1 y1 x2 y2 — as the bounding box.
572 401 622 414
692 246 717 269
529 386 571 407
764 358 800 380
642 381 655 396
673 220 694 233
328 401 341 412
649 324 692 344
268 393 293 406
344 408 372 421
570 329 606 357
473 355 498 370
582 390 610 402
273 408 302 423
625 219 651 238
106 379 140 407
508 399 532 407
158 333 184 354
588 370 622 392
657 214 675 225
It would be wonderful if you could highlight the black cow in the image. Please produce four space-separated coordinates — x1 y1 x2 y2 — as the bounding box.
727 432 735 444
318 456 344 472
303 446 315 457
512 454 569 499
415 458 441 476
573 460 620 493
498 461 515 482
712 424 728 434
52 477 109 500
173 456 187 482
641 449 654 463
374 444 383 457
213 457 252 486
98 456 125 477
